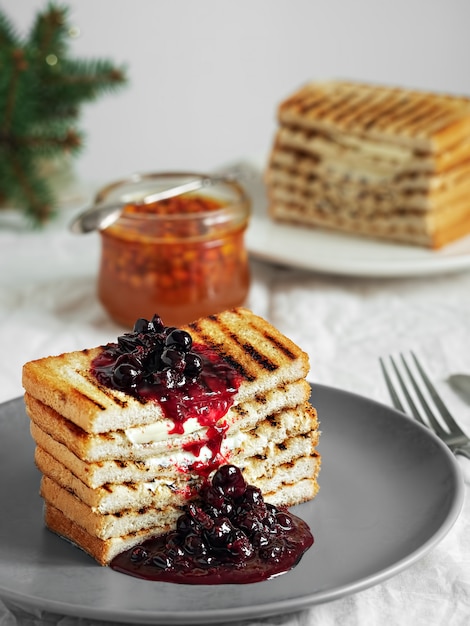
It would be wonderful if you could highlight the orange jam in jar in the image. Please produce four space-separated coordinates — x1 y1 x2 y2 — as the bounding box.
95 172 251 327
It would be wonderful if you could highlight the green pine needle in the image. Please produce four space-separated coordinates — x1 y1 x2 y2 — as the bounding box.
0 2 128 225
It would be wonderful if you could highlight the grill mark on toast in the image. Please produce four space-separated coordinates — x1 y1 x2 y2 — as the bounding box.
224 316 279 373
373 94 432 130
281 81 470 141
262 332 297 360
69 385 108 412
335 91 391 126
246 312 298 362
80 369 131 409
241 343 278 371
188 310 304 383
222 354 255 381
187 317 256 381
392 104 452 135
339 91 399 130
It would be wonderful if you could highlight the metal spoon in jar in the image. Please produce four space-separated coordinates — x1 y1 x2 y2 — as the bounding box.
69 175 219 234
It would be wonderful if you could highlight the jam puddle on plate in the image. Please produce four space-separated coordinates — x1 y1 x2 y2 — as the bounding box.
111 465 314 585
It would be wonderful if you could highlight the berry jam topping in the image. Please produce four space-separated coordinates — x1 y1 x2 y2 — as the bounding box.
91 314 242 438
110 465 314 584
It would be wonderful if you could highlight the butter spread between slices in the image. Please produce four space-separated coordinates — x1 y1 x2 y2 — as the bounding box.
125 417 202 444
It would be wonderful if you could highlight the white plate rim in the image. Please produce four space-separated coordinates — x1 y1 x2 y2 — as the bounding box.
236 159 470 278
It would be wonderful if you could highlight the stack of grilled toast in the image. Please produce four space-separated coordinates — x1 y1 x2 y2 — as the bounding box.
23 307 320 565
265 80 470 248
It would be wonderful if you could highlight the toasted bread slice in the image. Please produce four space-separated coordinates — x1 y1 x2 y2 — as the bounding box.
25 379 312 462
22 308 310 434
31 401 318 489
25 307 320 567
266 150 470 212
278 80 470 153
266 81 470 248
42 451 321 565
34 406 319 514
44 503 173 566
44 455 321 567
41 452 320 541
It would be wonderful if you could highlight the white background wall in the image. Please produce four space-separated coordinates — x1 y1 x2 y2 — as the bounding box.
5 0 470 186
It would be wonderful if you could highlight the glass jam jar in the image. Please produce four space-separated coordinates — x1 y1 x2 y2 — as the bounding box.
94 172 251 328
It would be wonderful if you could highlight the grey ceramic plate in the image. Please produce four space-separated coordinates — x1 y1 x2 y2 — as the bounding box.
0 385 464 624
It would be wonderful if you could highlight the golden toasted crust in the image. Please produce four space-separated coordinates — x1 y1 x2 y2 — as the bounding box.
42 449 321 566
44 453 321 567
278 80 470 152
44 503 166 566
22 307 310 434
33 405 319 514
25 378 312 462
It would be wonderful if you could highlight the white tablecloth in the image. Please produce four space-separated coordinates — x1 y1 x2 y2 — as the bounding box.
1 201 470 626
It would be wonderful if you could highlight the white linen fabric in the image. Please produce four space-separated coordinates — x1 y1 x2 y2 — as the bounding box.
1 212 470 626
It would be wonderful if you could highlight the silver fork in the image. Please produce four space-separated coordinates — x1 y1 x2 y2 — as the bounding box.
380 351 470 459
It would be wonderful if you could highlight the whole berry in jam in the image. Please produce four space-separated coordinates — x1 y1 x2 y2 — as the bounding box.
91 312 244 458
165 328 193 352
183 352 203 380
212 464 247 499
92 314 208 394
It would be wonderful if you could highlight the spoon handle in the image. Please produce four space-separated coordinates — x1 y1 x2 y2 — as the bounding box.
69 175 216 234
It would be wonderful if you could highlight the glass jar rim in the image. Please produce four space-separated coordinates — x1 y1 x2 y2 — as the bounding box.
94 171 251 225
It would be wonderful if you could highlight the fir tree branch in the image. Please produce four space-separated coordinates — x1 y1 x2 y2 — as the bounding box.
0 2 128 224
29 3 68 65
0 9 17 48
16 127 82 157
39 58 127 108
1 48 28 135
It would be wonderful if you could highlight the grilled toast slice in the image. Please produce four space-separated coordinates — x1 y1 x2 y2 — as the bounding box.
22 308 310 434
33 404 319 513
277 80 470 153
24 379 312 462
266 80 470 248
41 449 321 566
43 448 321 567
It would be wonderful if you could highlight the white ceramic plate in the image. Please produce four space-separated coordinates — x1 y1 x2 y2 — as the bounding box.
0 385 463 624
238 160 470 277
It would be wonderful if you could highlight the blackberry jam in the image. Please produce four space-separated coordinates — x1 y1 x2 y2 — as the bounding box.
91 314 241 434
110 465 314 584
94 319 314 583
91 314 242 475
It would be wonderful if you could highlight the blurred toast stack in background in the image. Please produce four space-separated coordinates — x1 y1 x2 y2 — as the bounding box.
265 80 470 248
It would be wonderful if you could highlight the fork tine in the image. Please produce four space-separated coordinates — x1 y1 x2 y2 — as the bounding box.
385 355 428 427
379 357 405 413
398 354 447 437
381 351 470 456
410 351 466 437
